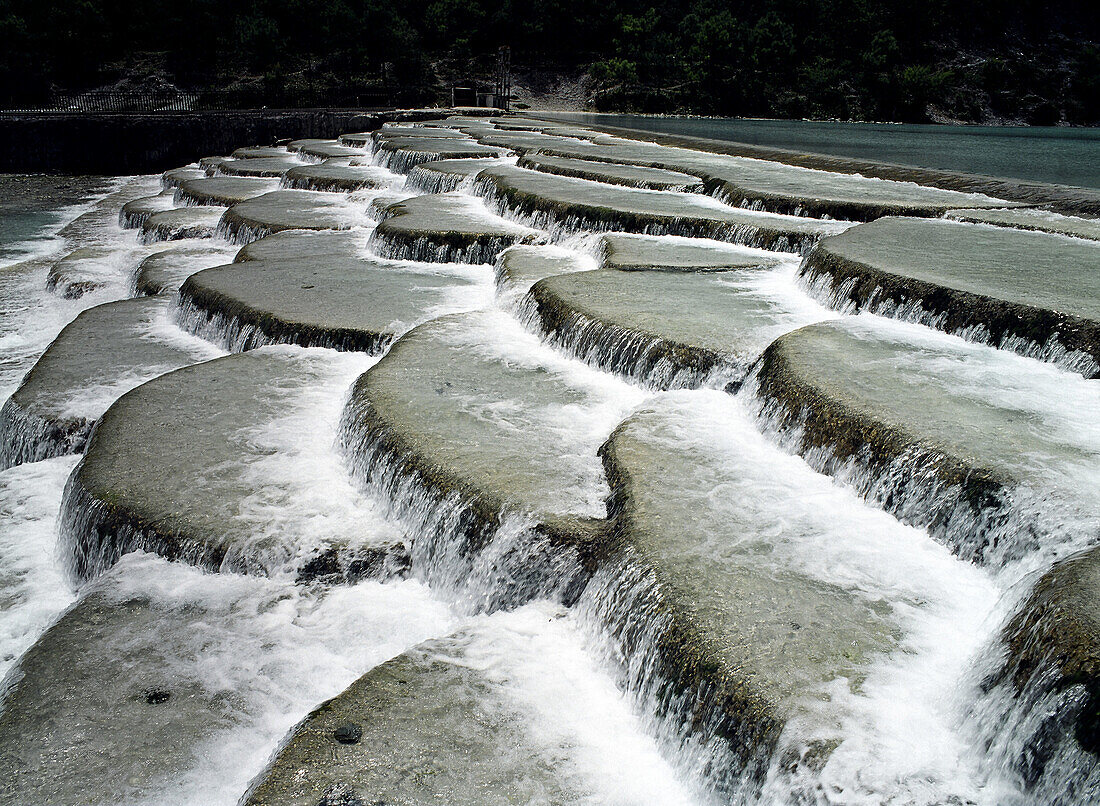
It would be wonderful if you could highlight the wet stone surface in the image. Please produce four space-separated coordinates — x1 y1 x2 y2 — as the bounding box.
176 177 281 207
176 255 487 353
132 240 240 296
0 296 217 468
528 262 810 388
474 163 847 253
599 232 783 272
217 156 303 178
221 190 362 242
519 152 704 191
242 630 587 806
284 162 398 192
119 190 176 229
752 316 1100 563
802 216 1100 375
61 348 409 580
233 228 371 263
140 206 225 243
371 192 541 263
945 206 1100 241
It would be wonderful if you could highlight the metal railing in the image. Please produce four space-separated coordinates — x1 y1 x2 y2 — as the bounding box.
0 87 426 114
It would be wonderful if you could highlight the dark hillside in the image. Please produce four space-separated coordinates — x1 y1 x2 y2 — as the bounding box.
0 0 1096 124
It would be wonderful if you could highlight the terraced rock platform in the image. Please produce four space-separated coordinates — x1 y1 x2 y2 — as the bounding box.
405 158 508 194
598 232 783 272
217 156 302 178
801 216 1100 376
340 310 641 602
519 152 703 191
495 244 592 297
61 348 410 581
220 190 361 242
175 176 281 206
0 559 248 806
0 553 440 806
233 228 370 262
373 136 504 172
198 156 232 174
288 139 366 160
45 246 123 298
0 296 218 468
371 193 542 263
473 164 847 253
371 124 471 142
588 393 921 789
525 261 809 388
119 190 176 228
139 206 224 243
243 628 588 806
161 166 205 188
472 129 1008 221
231 146 290 159
750 317 1100 565
131 241 239 296
945 207 1100 241
994 543 1100 800
175 255 487 353
283 161 397 192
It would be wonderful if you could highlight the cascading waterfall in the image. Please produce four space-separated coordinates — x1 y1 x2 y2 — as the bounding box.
798 263 1100 378
2 116 1098 805
471 173 816 254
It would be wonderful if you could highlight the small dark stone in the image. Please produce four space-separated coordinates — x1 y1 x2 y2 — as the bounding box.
144 689 170 704
316 782 365 806
333 722 363 745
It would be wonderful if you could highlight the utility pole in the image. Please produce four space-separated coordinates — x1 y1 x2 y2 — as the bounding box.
496 46 511 112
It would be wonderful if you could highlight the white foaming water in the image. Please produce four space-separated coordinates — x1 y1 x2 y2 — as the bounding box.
844 313 1100 575
95 553 455 806
412 261 496 321
730 257 841 325
0 178 179 401
438 309 646 518
453 603 705 805
56 306 225 421
0 456 79 680
630 390 1018 805
226 345 413 568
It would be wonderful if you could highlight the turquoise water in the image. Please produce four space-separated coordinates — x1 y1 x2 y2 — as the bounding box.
0 176 112 264
544 114 1100 190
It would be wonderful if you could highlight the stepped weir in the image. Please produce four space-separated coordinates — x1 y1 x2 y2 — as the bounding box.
0 111 1097 806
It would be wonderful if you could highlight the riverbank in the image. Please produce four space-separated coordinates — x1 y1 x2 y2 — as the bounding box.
536 112 1100 216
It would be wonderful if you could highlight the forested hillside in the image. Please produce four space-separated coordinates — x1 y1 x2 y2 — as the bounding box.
1 0 1097 123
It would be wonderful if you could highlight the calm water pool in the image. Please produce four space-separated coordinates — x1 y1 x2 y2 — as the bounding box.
544 114 1100 190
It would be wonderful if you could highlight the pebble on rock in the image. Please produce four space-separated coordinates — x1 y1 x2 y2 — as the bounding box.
332 722 363 745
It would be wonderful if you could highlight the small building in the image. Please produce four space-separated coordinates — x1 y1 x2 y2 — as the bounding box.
451 83 502 109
